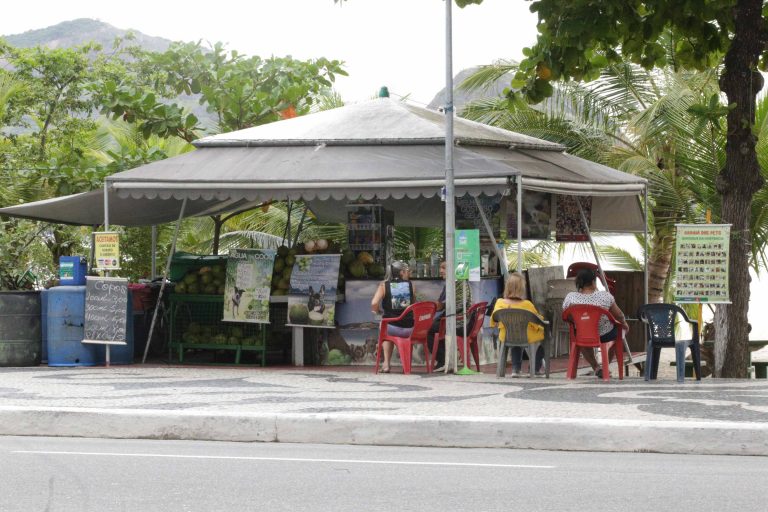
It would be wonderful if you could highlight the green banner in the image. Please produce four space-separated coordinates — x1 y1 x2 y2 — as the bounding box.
287 254 341 328
455 229 481 282
223 249 276 323
674 224 730 303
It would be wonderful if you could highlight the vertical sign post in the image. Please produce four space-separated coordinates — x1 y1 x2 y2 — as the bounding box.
455 229 480 375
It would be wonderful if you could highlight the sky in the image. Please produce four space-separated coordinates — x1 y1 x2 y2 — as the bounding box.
0 0 539 106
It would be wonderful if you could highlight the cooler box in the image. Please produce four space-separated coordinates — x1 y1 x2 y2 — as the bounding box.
59 256 87 286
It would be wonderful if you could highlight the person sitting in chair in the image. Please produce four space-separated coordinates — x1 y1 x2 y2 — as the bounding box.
562 268 629 378
428 260 472 371
490 272 545 377
371 261 414 373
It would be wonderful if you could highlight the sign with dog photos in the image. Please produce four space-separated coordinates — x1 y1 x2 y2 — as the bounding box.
286 254 341 329
223 249 276 323
674 224 731 303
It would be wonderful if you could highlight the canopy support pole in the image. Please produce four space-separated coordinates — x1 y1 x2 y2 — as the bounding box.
151 225 158 279
516 176 522 273
292 205 308 248
643 186 649 304
142 198 188 364
285 199 292 248
575 197 608 289
103 183 111 367
443 0 457 373
474 195 508 278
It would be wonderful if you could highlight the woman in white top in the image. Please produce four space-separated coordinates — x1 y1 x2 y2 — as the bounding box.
562 268 629 377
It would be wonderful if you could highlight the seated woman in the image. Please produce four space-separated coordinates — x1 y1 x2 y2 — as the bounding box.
561 267 629 378
371 260 414 373
489 272 545 377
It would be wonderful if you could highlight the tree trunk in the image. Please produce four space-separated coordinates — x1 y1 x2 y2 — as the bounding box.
715 0 765 378
211 215 223 255
647 243 672 304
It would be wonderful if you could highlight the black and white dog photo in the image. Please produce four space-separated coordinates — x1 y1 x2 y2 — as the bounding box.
308 285 326 314
231 286 245 317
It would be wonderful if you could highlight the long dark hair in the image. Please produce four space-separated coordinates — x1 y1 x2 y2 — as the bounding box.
575 268 597 291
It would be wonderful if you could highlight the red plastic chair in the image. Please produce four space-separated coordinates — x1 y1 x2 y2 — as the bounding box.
374 301 437 375
562 304 624 382
430 302 488 372
566 262 616 296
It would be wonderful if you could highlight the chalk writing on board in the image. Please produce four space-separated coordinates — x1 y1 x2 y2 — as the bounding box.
83 277 128 345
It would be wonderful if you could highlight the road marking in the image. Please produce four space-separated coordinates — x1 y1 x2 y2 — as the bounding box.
12 451 554 469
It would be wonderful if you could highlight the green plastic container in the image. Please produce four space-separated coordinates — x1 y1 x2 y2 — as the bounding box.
169 252 228 282
0 291 42 367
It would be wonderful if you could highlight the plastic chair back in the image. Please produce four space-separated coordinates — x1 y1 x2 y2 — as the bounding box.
492 308 549 378
562 304 605 347
637 303 682 346
409 301 438 342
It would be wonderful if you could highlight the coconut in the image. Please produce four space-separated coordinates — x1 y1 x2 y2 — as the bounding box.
315 239 328 251
308 311 325 325
304 240 316 253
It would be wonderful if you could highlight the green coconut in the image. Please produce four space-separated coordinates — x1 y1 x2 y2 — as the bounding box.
288 303 309 324
308 311 325 326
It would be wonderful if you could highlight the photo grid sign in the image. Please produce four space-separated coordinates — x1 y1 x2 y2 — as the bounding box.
674 224 731 303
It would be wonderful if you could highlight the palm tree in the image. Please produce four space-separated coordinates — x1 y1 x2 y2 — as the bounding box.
459 60 768 304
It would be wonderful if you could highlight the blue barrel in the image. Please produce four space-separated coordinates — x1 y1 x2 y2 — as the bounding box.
0 291 42 367
46 286 134 366
41 289 48 363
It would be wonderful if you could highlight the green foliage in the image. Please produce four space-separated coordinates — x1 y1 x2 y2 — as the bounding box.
96 41 347 137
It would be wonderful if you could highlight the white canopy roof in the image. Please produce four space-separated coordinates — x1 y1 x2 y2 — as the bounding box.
1 98 646 231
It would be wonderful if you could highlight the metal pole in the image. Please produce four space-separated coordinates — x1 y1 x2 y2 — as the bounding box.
643 187 649 304
142 198 188 363
151 225 158 280
473 196 508 278
575 197 608 288
103 182 111 367
443 0 457 373
516 175 522 273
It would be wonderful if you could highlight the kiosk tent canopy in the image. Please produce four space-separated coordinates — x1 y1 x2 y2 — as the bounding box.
0 98 646 231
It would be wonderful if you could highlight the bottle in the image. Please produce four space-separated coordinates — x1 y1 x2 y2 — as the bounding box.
430 252 439 278
408 242 417 274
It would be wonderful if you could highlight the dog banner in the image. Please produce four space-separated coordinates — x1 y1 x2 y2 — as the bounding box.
223 248 276 323
286 254 341 329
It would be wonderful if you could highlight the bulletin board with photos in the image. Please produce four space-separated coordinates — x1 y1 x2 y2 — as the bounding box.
674 224 731 303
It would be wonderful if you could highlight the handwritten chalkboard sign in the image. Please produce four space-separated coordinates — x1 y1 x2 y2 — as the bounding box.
83 276 128 345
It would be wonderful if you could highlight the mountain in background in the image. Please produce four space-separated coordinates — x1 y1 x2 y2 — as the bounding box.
2 18 172 51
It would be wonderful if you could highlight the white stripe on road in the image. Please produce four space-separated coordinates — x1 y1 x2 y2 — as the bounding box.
12 451 554 469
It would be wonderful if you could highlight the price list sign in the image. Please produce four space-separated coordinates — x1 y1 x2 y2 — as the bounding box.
83 277 128 345
674 224 731 303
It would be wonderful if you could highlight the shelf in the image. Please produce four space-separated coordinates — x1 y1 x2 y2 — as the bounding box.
349 244 381 250
348 223 381 230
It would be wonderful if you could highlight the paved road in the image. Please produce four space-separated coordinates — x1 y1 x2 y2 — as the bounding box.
2 436 767 512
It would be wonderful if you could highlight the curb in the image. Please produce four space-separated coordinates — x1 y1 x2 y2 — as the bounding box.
1 407 767 456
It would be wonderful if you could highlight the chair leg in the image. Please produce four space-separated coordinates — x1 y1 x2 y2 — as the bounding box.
544 339 550 378
616 337 624 380
566 343 579 379
430 334 439 371
651 346 662 379
691 341 702 381
374 339 382 374
675 342 687 383
600 344 611 382
399 343 412 375
528 343 539 378
497 344 509 378
644 341 653 381
471 339 481 372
